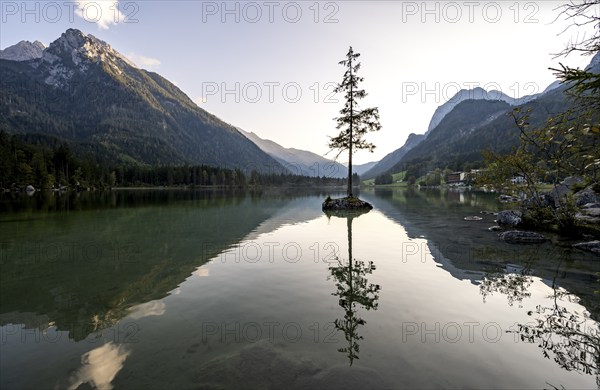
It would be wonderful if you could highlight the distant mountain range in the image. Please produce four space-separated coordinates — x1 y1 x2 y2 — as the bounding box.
0 29 282 172
393 98 516 175
240 129 377 179
365 85 566 180
352 161 378 176
362 133 425 179
239 129 347 178
0 40 45 61
425 86 550 135
364 52 599 180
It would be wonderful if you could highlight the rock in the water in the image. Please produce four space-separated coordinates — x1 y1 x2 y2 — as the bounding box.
496 210 522 226
322 197 373 211
499 230 547 244
573 241 600 256
574 186 600 207
25 185 35 192
499 194 520 203
464 216 483 221
505 263 525 273
488 226 502 232
575 207 600 224
581 208 600 217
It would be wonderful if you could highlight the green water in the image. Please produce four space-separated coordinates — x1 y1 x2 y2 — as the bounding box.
0 188 598 389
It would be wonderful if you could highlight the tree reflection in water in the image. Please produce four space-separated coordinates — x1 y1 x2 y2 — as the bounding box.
480 258 599 387
480 262 534 308
325 209 381 365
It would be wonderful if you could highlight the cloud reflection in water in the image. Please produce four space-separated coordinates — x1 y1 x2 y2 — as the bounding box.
67 342 130 390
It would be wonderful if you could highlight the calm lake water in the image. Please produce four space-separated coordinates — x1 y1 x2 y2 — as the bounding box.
1 188 598 389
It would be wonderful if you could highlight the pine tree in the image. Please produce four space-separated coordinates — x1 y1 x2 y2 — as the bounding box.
329 47 381 197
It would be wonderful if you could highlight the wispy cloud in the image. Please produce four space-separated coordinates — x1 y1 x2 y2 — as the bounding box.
75 1 124 30
125 52 161 69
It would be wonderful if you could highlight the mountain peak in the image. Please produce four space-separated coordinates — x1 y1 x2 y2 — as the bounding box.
41 29 134 88
45 28 127 65
586 51 600 73
0 40 46 61
61 28 88 48
448 87 508 103
426 86 539 134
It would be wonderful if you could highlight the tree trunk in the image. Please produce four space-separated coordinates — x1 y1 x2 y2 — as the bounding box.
348 129 353 197
348 59 354 197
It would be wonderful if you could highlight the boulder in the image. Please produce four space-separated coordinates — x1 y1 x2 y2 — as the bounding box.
573 241 600 256
574 186 600 207
499 195 520 203
582 203 600 209
575 206 600 224
522 193 553 209
548 184 571 208
496 210 522 226
562 176 583 189
581 208 600 217
499 230 547 244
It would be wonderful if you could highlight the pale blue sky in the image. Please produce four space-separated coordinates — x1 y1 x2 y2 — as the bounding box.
1 1 596 164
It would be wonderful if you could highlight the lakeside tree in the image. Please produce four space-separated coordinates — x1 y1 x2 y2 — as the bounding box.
481 0 600 235
374 173 393 185
329 47 381 197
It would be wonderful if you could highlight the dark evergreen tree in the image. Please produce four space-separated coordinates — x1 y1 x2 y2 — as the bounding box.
329 47 381 197
374 173 393 185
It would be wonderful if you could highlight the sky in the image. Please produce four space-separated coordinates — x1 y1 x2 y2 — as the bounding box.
1 1 597 164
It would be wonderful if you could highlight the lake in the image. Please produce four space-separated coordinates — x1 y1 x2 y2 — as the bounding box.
1 188 598 389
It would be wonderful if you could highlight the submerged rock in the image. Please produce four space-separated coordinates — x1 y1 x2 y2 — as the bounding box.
573 241 600 256
496 210 522 226
499 230 547 244
464 216 483 221
488 226 502 232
